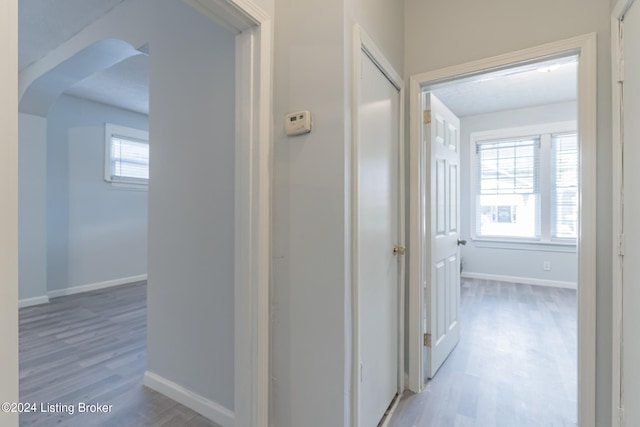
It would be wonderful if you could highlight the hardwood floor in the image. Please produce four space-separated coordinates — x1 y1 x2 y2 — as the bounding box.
19 282 219 427
387 278 577 427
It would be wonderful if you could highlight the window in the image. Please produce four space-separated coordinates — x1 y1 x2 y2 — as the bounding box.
551 133 578 239
471 122 577 244
476 136 540 238
104 124 149 186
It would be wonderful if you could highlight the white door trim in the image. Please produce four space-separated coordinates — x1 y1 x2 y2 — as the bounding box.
160 2 272 424
611 2 634 425
351 24 405 427
408 33 597 427
0 0 19 424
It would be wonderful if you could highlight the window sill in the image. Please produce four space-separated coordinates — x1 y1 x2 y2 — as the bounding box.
470 238 577 253
106 181 149 191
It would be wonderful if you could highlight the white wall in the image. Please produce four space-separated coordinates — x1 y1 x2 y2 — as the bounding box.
404 0 612 424
18 113 47 303
272 1 347 425
0 0 19 423
46 95 148 293
460 102 578 285
271 0 403 425
67 125 148 289
145 0 236 413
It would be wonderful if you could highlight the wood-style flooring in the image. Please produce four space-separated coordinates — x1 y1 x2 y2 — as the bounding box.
19 282 219 427
387 278 577 427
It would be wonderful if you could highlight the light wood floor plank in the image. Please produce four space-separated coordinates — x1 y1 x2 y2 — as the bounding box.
387 278 577 427
19 282 220 427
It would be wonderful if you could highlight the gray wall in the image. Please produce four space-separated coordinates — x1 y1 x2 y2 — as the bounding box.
271 0 404 425
460 102 578 284
18 113 47 301
404 0 612 425
46 95 148 293
146 0 236 412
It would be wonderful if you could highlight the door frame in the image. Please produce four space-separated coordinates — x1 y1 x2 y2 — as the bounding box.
180 2 273 426
611 1 635 425
0 1 19 424
408 33 597 427
4 1 273 426
350 24 405 427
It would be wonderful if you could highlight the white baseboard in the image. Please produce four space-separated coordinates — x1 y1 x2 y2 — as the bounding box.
143 371 234 427
48 274 147 299
461 272 577 290
18 295 50 308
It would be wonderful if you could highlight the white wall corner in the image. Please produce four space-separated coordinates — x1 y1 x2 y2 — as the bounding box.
143 371 234 427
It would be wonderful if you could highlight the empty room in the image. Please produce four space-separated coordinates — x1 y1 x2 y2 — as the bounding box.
16 0 244 425
389 56 580 427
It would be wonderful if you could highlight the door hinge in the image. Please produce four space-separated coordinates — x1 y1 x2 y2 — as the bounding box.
618 58 625 83
423 110 431 125
618 406 624 425
424 333 431 347
619 233 625 257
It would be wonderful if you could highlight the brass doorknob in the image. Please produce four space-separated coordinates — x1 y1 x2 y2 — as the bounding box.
393 245 406 255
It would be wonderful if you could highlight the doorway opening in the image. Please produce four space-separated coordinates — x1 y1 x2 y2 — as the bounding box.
15 0 271 426
405 34 597 427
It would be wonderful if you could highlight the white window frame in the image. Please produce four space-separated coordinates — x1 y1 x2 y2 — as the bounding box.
104 123 149 187
470 120 577 245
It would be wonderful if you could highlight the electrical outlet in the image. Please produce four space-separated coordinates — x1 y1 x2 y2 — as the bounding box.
543 261 551 271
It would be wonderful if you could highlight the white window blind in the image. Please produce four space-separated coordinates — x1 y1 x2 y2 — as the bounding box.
551 133 578 239
476 137 540 238
104 124 149 186
110 136 149 182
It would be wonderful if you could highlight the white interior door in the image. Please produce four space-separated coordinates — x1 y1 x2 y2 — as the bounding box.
358 50 401 427
622 1 640 424
423 93 461 379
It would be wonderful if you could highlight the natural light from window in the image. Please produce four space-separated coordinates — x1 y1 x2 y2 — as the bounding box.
472 124 577 243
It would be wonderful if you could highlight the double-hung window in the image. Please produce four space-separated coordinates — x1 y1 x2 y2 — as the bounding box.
551 133 578 240
104 123 149 186
471 122 577 244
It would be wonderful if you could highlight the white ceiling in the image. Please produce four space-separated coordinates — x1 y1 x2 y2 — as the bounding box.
19 2 575 118
64 53 149 115
430 57 577 117
19 0 148 115
19 0 128 71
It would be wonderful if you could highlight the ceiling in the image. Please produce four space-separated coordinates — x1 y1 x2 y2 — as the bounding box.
19 0 149 115
19 0 128 71
430 57 577 117
64 54 149 115
19 1 574 118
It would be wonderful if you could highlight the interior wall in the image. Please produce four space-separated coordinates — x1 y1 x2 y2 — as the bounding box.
145 0 236 412
346 0 404 71
46 95 148 293
271 0 403 425
271 1 347 425
404 0 612 424
67 124 148 289
18 113 47 302
460 101 578 285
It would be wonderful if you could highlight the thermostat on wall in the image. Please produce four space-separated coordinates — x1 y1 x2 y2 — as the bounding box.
285 111 312 136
